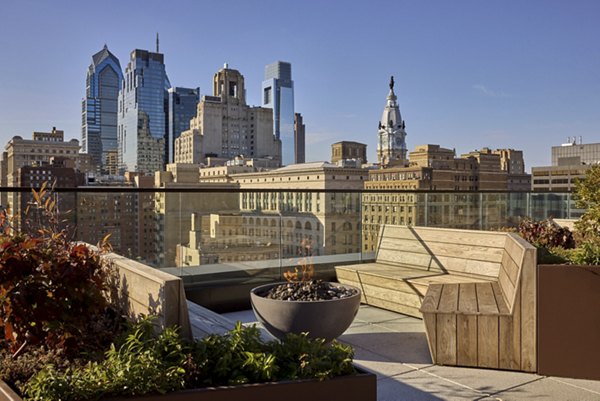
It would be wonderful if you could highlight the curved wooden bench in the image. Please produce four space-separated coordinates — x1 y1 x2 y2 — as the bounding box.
335 225 537 372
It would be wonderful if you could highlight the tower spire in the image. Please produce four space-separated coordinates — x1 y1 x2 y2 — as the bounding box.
156 32 159 53
390 76 394 90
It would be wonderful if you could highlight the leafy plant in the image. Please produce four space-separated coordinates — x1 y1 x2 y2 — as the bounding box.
569 165 600 265
23 320 356 401
24 318 189 401
517 217 575 249
0 183 112 354
574 164 600 242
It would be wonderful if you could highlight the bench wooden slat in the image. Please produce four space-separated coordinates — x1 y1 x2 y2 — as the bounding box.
438 283 459 313
378 237 504 263
376 250 443 271
476 283 499 314
499 290 521 370
520 246 537 372
436 314 457 365
478 315 499 368
457 314 478 366
458 283 478 313
491 282 510 314
382 225 508 248
420 283 443 313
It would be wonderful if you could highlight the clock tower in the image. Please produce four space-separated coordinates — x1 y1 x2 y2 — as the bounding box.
377 76 407 167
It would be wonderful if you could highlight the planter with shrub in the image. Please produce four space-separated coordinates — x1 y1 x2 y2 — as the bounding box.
514 166 600 380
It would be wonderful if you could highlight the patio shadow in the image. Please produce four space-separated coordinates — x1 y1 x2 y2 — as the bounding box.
341 331 433 365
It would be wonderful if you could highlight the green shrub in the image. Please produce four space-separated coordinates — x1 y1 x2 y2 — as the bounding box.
23 320 356 401
24 318 189 401
569 240 600 265
517 217 575 249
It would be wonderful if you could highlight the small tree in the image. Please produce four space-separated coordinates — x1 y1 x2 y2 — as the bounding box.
574 164 600 242
0 184 111 354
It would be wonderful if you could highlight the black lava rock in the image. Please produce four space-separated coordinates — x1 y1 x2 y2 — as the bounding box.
259 280 358 301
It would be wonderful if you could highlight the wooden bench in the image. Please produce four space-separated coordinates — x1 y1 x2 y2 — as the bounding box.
335 225 537 372
103 251 237 340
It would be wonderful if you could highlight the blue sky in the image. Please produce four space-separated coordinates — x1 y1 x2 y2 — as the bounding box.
0 0 599 170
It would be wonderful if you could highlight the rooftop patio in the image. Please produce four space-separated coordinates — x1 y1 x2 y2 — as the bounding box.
221 305 600 401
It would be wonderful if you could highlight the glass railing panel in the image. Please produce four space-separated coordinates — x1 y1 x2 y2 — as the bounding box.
0 188 580 299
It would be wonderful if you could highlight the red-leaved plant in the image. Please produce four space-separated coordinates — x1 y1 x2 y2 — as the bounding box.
0 183 111 355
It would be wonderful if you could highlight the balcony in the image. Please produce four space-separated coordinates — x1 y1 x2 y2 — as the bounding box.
1 187 596 400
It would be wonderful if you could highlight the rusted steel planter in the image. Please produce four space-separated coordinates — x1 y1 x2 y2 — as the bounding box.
537 264 600 380
1 369 376 401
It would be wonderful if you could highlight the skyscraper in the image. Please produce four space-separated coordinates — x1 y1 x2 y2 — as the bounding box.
294 112 305 164
82 45 123 173
167 87 199 164
262 61 294 166
118 49 171 175
377 76 407 167
174 65 280 166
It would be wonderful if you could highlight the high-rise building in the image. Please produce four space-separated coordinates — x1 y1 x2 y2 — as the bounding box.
174 65 280 166
118 49 171 175
552 138 600 166
377 76 407 167
262 61 294 166
167 87 200 163
2 128 84 230
82 45 123 173
77 173 155 262
294 113 305 164
531 138 600 192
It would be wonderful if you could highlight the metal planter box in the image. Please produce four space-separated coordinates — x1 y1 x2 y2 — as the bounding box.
1 369 376 401
537 264 600 380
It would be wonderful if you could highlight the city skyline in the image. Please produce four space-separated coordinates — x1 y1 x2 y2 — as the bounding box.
1 0 599 171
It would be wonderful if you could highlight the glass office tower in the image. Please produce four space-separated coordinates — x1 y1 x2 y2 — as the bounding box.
262 61 294 166
118 49 171 174
82 45 123 173
167 87 200 164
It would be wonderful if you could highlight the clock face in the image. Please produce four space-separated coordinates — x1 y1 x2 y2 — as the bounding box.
395 137 403 146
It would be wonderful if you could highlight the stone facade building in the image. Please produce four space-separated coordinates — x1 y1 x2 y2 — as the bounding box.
176 162 368 266
362 144 530 251
331 141 367 164
174 65 281 166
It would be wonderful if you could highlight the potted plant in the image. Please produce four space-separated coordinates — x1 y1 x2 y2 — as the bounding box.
516 166 600 380
250 248 361 342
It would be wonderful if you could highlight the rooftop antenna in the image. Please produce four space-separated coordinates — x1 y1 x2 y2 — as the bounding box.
156 32 159 53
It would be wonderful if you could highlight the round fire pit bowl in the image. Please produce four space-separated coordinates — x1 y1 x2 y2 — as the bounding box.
250 281 361 342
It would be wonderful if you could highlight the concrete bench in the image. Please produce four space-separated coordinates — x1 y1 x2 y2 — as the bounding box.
335 225 537 372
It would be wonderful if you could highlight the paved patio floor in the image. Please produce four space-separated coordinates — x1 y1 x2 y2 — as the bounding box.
224 305 600 401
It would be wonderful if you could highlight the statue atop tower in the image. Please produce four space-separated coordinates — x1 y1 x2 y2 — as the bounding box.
377 76 407 167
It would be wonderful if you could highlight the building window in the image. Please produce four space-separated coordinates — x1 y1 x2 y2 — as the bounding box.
264 87 272 104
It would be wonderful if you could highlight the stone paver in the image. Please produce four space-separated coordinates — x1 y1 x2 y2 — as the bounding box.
223 305 600 401
489 376 600 401
422 365 543 396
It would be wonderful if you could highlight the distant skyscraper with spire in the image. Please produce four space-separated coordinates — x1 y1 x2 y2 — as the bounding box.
377 76 407 167
117 44 171 175
82 44 123 173
262 61 294 166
